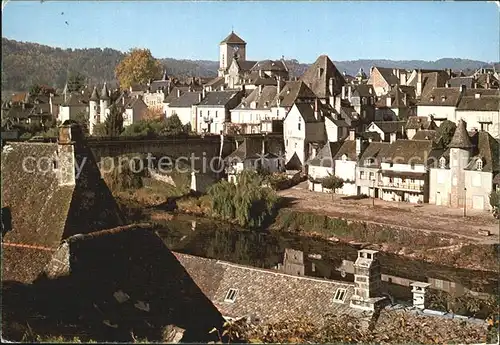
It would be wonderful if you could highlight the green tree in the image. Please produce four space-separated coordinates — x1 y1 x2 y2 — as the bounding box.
164 114 184 135
73 111 89 135
92 123 107 137
437 120 457 147
104 104 124 137
115 48 162 89
321 174 344 200
489 190 500 210
67 71 86 93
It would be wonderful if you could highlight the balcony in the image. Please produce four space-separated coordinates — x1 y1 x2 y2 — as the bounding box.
378 182 424 192
203 116 213 123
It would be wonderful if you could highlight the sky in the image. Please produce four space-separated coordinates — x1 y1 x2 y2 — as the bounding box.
2 1 500 63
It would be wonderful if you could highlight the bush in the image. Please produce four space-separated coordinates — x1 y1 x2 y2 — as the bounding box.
208 170 279 228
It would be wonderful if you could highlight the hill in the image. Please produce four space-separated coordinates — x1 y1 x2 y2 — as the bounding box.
1 37 497 92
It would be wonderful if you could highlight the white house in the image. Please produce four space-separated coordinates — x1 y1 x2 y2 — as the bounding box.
416 86 464 126
196 90 243 134
307 142 342 192
366 121 406 142
229 85 277 134
429 120 499 211
283 101 326 170
356 142 391 197
332 139 362 195
455 90 500 139
378 139 440 204
121 97 148 128
165 90 203 130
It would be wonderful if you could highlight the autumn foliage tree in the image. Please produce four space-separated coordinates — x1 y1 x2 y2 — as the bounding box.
115 48 162 89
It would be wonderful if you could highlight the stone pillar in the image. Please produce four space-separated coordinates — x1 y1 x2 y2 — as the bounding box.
410 282 430 310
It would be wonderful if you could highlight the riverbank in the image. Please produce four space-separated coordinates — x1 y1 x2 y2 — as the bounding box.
116 189 499 273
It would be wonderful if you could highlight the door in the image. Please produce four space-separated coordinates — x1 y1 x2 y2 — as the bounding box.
436 192 442 206
472 195 484 210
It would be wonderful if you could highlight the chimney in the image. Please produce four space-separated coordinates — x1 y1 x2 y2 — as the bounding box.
350 250 383 311
400 73 407 85
355 137 363 157
317 67 321 78
390 132 397 143
314 98 320 120
402 92 407 106
486 73 491 88
417 69 423 96
177 89 181 98
335 95 341 113
410 282 430 310
202 88 206 99
221 84 225 91
347 85 352 101
349 129 355 141
259 69 263 78
386 96 392 108
122 96 125 105
341 85 346 100
57 122 85 186
329 77 334 105
277 76 282 95
198 93 202 103
259 84 263 96
460 85 466 94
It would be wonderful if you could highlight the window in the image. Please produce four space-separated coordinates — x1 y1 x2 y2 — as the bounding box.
215 110 218 118
439 157 446 169
224 288 238 303
333 288 347 303
360 171 365 180
410 163 415 170
286 139 288 146
369 172 375 180
364 158 373 166
476 159 483 171
298 122 301 131
200 110 203 118
207 110 210 117
277 109 280 118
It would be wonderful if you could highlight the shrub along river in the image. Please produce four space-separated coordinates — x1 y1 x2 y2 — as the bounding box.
152 213 498 319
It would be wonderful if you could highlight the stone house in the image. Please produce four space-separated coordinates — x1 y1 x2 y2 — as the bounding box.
367 67 401 96
356 141 391 197
283 101 326 169
342 84 376 128
416 86 464 126
225 137 284 183
406 69 451 98
405 116 437 139
165 90 204 130
378 139 442 204
269 80 317 121
455 90 500 139
229 85 278 134
366 121 406 142
299 55 346 106
428 120 499 211
250 59 289 80
306 141 341 192
375 86 417 121
59 92 90 124
196 90 243 134
120 97 148 127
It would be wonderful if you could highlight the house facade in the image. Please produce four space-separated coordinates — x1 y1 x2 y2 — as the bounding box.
196 90 243 134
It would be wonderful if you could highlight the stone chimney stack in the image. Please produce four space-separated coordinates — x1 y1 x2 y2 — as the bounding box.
386 96 392 108
202 88 206 99
416 69 423 97
350 249 384 312
390 132 397 143
341 85 346 100
329 77 334 106
335 95 341 113
349 129 356 141
347 85 352 101
410 282 430 310
259 84 263 96
57 122 85 186
355 137 363 158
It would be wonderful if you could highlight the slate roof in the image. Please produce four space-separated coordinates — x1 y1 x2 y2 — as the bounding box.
376 86 416 108
412 130 440 142
271 81 317 107
384 139 436 165
176 253 361 325
464 131 500 172
463 89 500 97
405 116 436 131
1 126 124 284
168 91 202 108
251 60 287 72
198 91 240 107
292 102 325 123
373 67 400 86
359 131 382 142
226 138 267 162
332 140 357 161
371 121 406 134
61 93 89 107
352 84 375 98
307 141 343 167
205 76 225 88
418 87 463 107
447 77 475 89
148 80 171 93
408 70 450 96
90 87 99 102
456 95 500 112
2 226 225 343
254 76 278 86
299 55 346 98
358 142 391 167
236 60 258 72
220 31 246 45
235 86 277 110
448 119 474 149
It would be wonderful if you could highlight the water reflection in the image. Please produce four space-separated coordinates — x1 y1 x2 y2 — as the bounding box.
157 215 498 305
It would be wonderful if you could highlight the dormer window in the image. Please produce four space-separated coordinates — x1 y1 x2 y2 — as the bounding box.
430 96 435 102
342 154 347 162
439 157 446 169
441 96 446 102
333 288 347 303
364 158 374 166
224 288 238 303
476 159 483 171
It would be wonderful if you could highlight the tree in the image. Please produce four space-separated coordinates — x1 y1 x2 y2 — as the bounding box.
143 107 164 121
321 174 344 200
489 190 500 210
104 104 124 137
66 71 86 93
29 84 56 96
437 120 457 147
164 114 184 135
115 48 162 89
73 111 89 135
92 123 107 137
